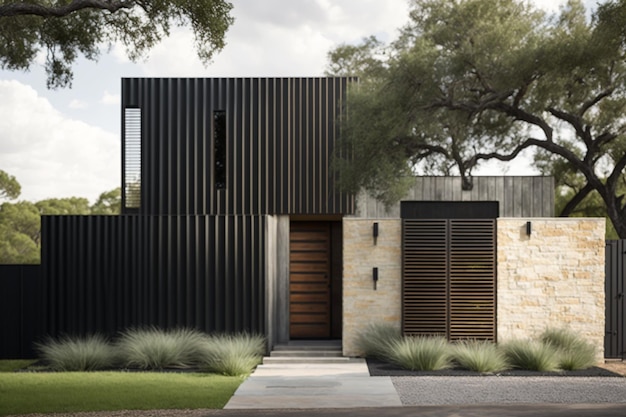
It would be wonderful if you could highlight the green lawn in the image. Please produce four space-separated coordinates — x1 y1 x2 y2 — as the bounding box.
0 370 242 416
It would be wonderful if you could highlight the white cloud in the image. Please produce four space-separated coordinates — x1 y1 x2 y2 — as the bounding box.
0 80 119 203
138 0 410 77
68 99 88 109
101 90 121 105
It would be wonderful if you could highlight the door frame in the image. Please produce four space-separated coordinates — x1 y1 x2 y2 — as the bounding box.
266 215 343 348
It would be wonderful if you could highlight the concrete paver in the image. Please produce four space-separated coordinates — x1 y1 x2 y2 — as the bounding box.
224 359 402 409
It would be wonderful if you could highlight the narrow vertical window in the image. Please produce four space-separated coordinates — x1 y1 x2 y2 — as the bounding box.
214 110 226 189
124 108 141 209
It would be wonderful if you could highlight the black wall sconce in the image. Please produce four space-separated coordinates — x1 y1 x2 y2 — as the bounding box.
526 221 532 236
373 267 379 290
373 222 379 245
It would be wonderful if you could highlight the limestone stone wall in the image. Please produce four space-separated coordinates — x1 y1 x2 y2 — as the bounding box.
341 217 606 360
342 219 402 357
497 218 605 359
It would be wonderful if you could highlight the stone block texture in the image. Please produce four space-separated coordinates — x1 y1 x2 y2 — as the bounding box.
497 218 605 359
342 217 606 360
342 219 402 357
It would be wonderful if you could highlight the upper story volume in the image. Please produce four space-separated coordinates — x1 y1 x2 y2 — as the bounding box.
121 77 355 216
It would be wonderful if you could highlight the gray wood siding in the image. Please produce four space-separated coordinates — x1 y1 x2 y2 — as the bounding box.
355 176 554 218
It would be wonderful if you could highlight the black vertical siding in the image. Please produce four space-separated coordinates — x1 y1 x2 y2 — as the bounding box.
0 265 42 358
605 240 625 358
121 77 354 216
40 215 265 337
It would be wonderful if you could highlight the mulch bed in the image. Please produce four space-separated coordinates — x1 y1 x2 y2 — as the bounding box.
366 358 623 377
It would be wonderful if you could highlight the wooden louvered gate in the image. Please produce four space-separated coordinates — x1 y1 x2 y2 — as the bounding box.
402 219 496 341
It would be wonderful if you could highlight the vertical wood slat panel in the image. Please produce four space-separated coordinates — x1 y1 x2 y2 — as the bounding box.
40 215 266 337
357 176 554 218
402 219 496 341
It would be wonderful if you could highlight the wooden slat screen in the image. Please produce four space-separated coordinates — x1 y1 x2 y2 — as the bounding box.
402 220 448 336
402 219 496 341
449 220 496 340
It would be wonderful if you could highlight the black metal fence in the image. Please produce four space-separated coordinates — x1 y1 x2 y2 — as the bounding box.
0 265 42 358
605 240 625 359
40 214 266 338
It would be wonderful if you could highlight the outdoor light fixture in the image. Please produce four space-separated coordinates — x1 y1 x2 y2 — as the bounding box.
526 221 532 236
373 267 379 290
373 222 379 245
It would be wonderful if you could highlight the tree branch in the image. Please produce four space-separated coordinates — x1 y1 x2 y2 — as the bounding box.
559 183 594 217
467 137 541 168
548 107 587 140
579 86 615 118
0 0 135 18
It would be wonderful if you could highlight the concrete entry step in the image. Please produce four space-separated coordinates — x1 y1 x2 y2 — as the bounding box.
270 350 343 357
263 356 361 365
272 339 342 351
266 339 345 364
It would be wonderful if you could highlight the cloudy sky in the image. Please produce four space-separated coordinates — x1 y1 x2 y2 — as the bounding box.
0 0 597 203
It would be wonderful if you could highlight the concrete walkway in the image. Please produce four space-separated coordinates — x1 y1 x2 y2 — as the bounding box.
224 359 402 409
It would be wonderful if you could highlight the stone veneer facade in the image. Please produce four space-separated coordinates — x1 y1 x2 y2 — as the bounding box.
497 218 605 359
343 219 402 357
342 217 606 360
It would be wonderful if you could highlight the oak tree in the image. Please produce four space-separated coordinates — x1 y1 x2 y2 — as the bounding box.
0 0 234 88
328 0 626 237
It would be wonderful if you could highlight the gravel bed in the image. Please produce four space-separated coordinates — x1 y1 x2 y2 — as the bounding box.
366 359 623 377
392 376 626 405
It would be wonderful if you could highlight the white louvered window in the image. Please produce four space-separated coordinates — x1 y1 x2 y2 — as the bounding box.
124 108 141 209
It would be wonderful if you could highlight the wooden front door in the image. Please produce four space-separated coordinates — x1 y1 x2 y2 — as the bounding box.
289 222 331 338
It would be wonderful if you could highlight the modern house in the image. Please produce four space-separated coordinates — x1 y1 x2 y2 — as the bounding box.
2 77 606 359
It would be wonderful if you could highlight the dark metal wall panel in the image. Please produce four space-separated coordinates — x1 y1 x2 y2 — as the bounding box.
605 240 625 358
121 77 354 216
356 176 555 218
401 201 499 219
40 215 266 337
0 265 42 358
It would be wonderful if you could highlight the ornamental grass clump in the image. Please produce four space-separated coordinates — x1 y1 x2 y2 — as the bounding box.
540 328 597 370
354 323 402 360
36 334 117 371
452 340 510 373
387 336 451 371
199 332 265 376
502 339 559 372
116 327 206 369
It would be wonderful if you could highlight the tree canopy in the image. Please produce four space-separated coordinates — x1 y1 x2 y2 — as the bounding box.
0 0 234 88
0 169 21 201
0 172 121 264
327 0 626 237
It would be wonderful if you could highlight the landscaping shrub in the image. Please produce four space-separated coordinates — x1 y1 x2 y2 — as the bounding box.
540 328 597 370
354 323 402 360
452 340 510 373
116 327 206 369
387 336 451 371
198 333 265 376
36 334 117 371
501 339 560 372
